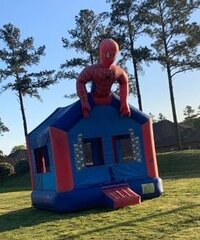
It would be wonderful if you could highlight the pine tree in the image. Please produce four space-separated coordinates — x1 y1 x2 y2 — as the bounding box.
107 0 152 111
149 112 156 122
0 118 9 136
144 0 200 149
0 23 56 137
57 9 111 98
158 113 166 121
197 105 200 116
183 105 196 122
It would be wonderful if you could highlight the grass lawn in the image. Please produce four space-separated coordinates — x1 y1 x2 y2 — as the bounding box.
0 150 200 240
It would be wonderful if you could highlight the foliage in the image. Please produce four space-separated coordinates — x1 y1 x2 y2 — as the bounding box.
149 112 166 122
0 117 9 136
181 105 200 128
183 105 198 122
145 0 200 76
107 0 152 110
148 112 156 122
10 145 26 154
157 113 166 121
143 0 200 150
0 149 3 157
0 162 14 179
14 160 29 175
57 9 111 98
0 150 7 162
190 117 200 128
0 23 56 137
198 105 200 116
0 150 200 239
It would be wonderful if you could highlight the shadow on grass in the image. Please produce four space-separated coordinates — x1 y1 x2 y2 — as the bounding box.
58 203 200 240
0 206 107 233
0 203 199 236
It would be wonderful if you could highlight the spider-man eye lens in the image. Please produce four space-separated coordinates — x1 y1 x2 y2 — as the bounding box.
106 51 111 58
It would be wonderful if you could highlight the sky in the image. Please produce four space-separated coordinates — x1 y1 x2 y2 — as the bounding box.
0 0 200 155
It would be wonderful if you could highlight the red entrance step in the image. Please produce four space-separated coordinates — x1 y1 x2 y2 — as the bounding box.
102 184 141 209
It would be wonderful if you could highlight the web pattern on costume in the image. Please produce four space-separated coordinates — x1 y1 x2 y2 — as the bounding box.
77 64 124 98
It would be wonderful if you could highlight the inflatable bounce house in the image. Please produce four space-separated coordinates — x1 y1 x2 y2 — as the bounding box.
27 39 163 212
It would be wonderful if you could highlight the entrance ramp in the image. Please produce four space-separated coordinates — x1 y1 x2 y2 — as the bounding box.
101 184 141 209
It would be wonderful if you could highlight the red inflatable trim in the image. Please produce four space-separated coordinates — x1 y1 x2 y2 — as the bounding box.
49 127 74 192
142 120 159 178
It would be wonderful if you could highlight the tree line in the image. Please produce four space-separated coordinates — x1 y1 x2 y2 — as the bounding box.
0 0 200 153
150 105 200 123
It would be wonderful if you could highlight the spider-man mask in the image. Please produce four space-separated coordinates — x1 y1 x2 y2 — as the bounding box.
99 39 119 68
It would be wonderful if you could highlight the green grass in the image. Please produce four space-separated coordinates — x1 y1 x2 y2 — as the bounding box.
0 173 31 193
0 150 200 239
157 149 200 178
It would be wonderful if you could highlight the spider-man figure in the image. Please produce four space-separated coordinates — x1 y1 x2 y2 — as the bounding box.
76 38 131 118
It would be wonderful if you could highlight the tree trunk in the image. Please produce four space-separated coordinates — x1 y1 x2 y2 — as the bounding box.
158 1 182 150
133 59 143 111
166 64 182 150
18 90 28 137
125 8 143 111
129 36 143 111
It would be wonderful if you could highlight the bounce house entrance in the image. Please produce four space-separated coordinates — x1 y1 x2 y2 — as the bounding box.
102 184 141 209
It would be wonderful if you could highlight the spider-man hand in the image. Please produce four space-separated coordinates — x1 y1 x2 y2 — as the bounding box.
120 103 131 117
80 100 91 118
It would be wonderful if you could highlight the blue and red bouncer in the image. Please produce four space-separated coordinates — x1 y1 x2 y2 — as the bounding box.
27 94 163 212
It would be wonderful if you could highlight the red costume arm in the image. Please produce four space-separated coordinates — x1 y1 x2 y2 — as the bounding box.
118 69 131 117
76 67 92 118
